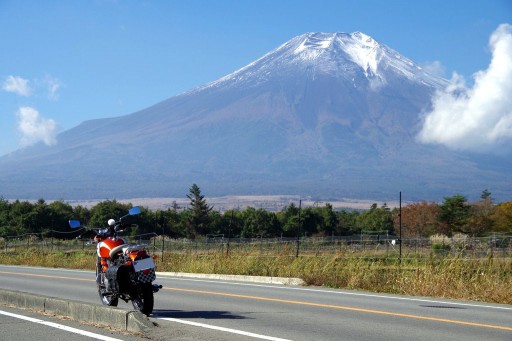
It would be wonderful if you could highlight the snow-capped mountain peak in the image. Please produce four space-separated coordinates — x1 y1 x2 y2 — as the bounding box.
192 32 447 94
293 33 335 55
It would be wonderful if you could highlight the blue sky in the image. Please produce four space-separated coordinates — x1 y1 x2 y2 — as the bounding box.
1 0 511 155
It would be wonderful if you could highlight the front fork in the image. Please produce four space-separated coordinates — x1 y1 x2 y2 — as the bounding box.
96 257 105 286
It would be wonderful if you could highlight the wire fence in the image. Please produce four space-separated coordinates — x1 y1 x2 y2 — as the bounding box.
1 231 511 260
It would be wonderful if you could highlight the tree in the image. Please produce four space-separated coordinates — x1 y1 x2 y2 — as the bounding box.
220 209 243 238
72 205 91 227
186 184 212 238
32 199 49 234
466 196 495 236
277 203 300 237
300 208 322 237
357 203 393 234
336 209 360 235
480 189 492 200
438 195 471 236
47 200 75 236
393 201 440 238
10 200 35 235
89 200 132 228
0 198 13 237
161 206 186 238
240 207 280 238
316 203 338 236
492 202 512 233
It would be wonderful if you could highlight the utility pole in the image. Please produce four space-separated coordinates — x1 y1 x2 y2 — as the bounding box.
296 200 302 258
161 211 165 262
399 191 402 264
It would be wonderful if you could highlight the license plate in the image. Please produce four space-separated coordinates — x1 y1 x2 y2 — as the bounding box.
132 257 155 272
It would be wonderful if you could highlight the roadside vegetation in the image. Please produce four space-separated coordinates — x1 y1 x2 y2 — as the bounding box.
0 250 510 304
0 187 510 240
0 185 511 304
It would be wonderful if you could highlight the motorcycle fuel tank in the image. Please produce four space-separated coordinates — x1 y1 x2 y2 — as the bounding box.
97 237 126 258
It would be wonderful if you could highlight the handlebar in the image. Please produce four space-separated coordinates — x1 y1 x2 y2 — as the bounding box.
76 229 96 240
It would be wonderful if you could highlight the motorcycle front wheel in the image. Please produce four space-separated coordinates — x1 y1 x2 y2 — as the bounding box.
131 282 154 315
96 261 118 307
98 285 119 306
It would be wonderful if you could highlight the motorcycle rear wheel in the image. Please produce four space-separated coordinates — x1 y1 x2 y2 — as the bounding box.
131 282 154 315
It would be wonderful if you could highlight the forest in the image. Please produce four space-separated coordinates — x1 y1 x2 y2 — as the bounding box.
0 185 511 240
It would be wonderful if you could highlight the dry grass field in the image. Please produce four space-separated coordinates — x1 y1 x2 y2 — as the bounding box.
1 250 510 305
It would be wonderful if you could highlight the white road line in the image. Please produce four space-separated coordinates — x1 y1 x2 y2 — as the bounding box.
159 317 292 341
0 309 123 341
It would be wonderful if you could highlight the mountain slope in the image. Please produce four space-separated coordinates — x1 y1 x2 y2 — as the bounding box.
1 32 510 201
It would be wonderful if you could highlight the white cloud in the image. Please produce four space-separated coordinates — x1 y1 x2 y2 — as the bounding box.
43 75 62 100
417 23 512 153
2 74 62 100
2 75 31 96
16 106 57 147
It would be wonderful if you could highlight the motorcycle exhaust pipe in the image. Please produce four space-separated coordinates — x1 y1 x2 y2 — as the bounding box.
152 284 163 293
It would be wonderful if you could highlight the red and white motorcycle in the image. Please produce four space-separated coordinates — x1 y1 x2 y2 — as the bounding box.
70 206 161 315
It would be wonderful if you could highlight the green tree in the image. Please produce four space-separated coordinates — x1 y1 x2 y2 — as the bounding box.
277 203 301 237
317 203 338 236
0 198 13 237
10 200 35 235
240 207 280 238
133 206 161 236
300 208 322 237
206 210 224 236
480 189 492 200
336 209 360 235
220 209 243 238
160 204 187 238
439 195 471 236
47 200 75 237
357 203 393 233
89 200 133 229
186 184 212 238
72 205 91 227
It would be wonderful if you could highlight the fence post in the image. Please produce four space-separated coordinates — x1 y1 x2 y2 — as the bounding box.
161 235 164 262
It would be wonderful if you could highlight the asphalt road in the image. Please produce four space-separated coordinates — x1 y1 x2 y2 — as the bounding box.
0 265 511 340
0 304 150 341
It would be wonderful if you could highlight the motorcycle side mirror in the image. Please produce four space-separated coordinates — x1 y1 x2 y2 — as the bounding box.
129 206 141 216
69 220 81 228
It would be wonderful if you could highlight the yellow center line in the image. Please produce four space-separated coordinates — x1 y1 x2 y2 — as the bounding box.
2 271 510 331
0 270 95 282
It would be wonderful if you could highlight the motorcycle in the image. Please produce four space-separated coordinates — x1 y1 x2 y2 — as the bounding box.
69 206 161 315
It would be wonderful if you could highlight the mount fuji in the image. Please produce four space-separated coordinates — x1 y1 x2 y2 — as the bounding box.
1 32 510 201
